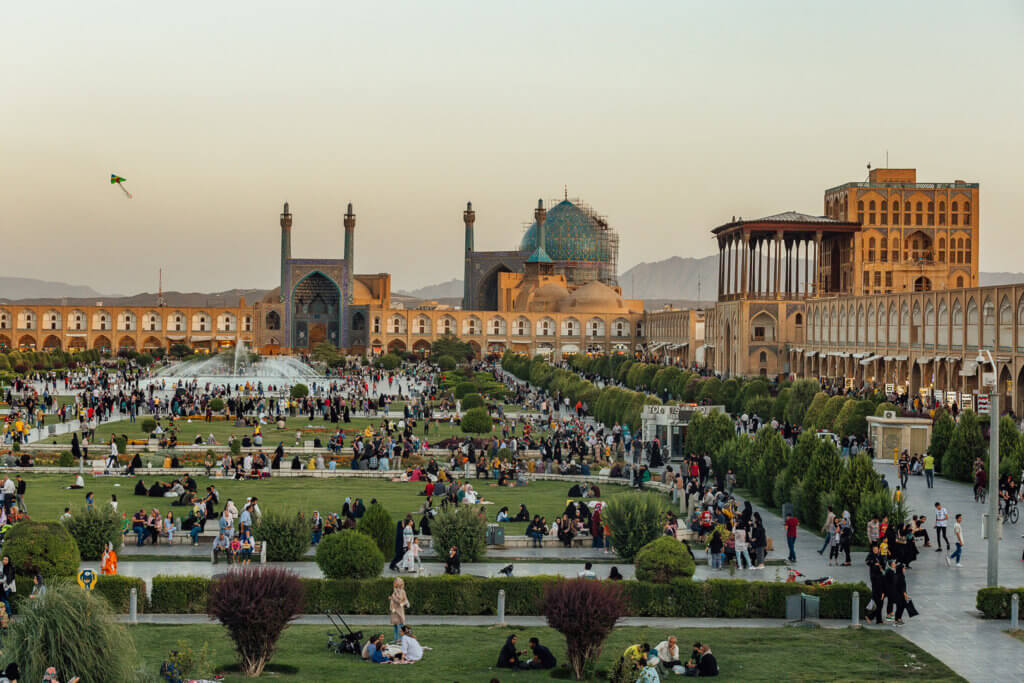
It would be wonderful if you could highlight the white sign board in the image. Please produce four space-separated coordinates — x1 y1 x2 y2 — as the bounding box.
977 394 990 415
960 393 973 412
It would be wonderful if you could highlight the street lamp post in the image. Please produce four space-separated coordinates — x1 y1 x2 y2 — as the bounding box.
978 350 999 587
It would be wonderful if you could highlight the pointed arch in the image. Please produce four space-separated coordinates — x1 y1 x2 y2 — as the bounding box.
924 301 935 346
966 297 978 347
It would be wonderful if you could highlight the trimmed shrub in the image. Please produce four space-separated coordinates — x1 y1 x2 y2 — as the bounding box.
150 574 869 618
315 530 385 579
208 397 225 412
58 451 74 467
356 501 394 556
150 575 210 613
634 536 696 583
94 574 146 613
62 505 122 560
4 521 80 579
602 492 668 561
460 392 484 410
460 406 493 434
976 587 1024 618
380 353 401 370
141 417 157 434
254 509 311 562
432 505 488 562
453 381 477 399
0 582 138 682
544 579 626 680
290 383 309 399
436 354 457 371
208 567 306 677
945 409 985 482
929 411 954 474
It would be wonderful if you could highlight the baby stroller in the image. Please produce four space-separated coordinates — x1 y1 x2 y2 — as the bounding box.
326 612 363 655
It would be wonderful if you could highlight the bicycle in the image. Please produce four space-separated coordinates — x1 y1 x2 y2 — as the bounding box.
974 486 987 504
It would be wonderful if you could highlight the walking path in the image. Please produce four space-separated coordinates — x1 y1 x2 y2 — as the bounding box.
729 461 1024 681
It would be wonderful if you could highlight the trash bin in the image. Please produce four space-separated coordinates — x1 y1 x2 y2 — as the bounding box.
802 593 820 619
785 594 803 620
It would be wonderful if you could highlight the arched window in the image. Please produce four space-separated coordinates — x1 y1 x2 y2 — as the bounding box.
514 317 530 336
415 315 431 334
612 319 629 337
957 275 964 288
489 317 506 336
868 237 876 261
951 299 963 348
966 238 972 264
888 304 898 345
352 312 366 331
983 298 995 348
924 302 935 346
867 305 876 344
939 201 946 224
938 237 945 262
586 318 605 337
838 307 847 344
966 299 978 347
1017 297 1024 352
759 351 767 363
900 303 910 345
373 317 381 334
938 300 949 346
265 311 281 330
952 201 959 225
964 201 972 225
537 318 554 337
999 296 1012 349
892 237 900 262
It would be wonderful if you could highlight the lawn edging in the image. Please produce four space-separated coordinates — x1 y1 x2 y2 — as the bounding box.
137 574 868 618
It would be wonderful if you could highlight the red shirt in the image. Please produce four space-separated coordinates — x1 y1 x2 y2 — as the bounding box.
785 517 798 538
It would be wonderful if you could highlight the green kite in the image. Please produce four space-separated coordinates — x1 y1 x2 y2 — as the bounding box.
110 173 132 198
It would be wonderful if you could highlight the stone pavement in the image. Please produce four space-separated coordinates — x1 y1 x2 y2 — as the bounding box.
729 461 1024 681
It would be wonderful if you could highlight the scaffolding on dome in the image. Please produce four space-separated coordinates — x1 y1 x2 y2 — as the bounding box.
519 197 620 287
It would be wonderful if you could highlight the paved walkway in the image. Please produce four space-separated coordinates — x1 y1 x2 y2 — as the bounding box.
729 461 1024 681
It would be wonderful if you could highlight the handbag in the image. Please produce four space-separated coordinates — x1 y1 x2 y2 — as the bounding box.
865 599 876 613
906 599 919 618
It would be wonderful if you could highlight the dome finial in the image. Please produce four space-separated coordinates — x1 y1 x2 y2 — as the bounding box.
564 185 567 201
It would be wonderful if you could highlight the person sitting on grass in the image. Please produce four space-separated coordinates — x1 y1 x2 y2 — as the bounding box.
369 632 400 663
655 635 682 673
496 634 525 669
496 506 510 522
512 503 530 522
623 642 651 671
399 625 424 663
527 637 556 670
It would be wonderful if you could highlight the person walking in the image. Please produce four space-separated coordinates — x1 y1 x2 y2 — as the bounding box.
934 502 950 554
818 506 835 555
784 511 798 563
923 452 935 489
865 543 886 624
949 513 964 567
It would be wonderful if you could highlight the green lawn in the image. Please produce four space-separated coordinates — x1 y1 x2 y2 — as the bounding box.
18 475 586 534
41 415 548 447
128 624 961 682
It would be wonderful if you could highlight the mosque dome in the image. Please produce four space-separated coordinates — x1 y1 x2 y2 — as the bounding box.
519 199 607 263
559 280 629 314
514 281 570 313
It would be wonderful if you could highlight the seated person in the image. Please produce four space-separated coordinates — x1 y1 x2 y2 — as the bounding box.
655 636 682 671
512 504 530 522
399 625 424 663
369 632 399 663
527 637 556 670
127 453 143 475
695 642 718 677
496 506 510 522
444 546 461 574
67 474 85 490
148 481 170 497
496 634 524 669
623 643 651 670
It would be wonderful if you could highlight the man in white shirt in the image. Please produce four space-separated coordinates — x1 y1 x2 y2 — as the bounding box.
655 636 681 670
399 625 423 663
578 562 597 579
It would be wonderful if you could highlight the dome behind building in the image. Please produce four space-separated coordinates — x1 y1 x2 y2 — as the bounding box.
518 199 618 286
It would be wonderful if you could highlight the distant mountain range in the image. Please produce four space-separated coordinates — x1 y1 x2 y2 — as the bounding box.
4 264 1024 307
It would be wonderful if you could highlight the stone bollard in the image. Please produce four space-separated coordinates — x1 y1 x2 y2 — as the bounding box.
129 587 138 624
1011 593 1020 633
497 589 506 626
851 591 860 628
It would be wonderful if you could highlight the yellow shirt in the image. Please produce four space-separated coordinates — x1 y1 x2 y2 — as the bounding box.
923 455 934 471
624 644 647 664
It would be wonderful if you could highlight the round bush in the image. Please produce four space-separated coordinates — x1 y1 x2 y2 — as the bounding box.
356 502 394 556
208 397 226 412
453 381 477 399
432 506 488 562
290 383 309 399
58 451 74 467
436 354 456 371
460 407 493 434
62 506 122 560
254 509 311 562
460 392 484 410
140 417 157 434
634 536 696 583
5 521 81 579
315 530 384 579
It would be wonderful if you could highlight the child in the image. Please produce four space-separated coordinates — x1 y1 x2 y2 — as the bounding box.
164 512 177 543
229 536 242 565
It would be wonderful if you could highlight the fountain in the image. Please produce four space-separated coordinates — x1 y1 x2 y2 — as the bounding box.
152 341 323 386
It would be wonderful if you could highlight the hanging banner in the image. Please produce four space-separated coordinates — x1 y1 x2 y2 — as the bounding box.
977 394 990 415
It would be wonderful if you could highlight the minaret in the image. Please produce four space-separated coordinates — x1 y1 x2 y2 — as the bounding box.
462 201 475 310
343 202 356 303
525 198 553 273
280 202 292 303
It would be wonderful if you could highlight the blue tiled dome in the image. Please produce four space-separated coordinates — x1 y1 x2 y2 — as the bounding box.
519 200 607 263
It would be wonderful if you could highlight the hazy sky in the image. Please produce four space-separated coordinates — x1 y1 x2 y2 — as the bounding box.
3 1 1023 295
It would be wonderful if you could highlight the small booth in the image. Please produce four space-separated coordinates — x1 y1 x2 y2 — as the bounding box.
866 412 933 460
641 404 728 462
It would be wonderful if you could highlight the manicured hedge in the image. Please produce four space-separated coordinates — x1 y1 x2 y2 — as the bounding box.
147 574 868 618
149 575 211 613
976 587 1024 618
94 575 146 614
